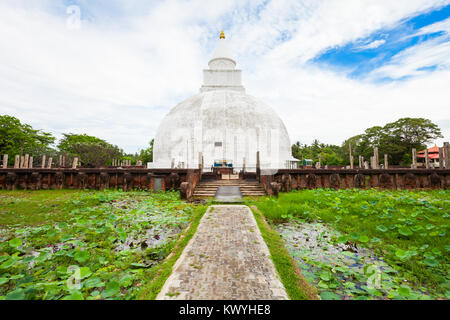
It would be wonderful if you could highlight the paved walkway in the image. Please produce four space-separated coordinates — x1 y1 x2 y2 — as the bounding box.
157 205 288 300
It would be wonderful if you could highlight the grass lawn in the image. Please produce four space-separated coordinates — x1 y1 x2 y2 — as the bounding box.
0 189 204 300
250 189 450 300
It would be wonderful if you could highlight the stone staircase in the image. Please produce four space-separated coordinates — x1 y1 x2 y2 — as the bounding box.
193 179 266 198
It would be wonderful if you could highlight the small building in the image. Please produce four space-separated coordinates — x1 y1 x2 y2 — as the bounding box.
303 159 313 167
417 145 444 167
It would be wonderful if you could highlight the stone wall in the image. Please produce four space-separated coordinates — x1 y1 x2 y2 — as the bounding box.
261 169 450 196
0 168 200 195
179 170 201 200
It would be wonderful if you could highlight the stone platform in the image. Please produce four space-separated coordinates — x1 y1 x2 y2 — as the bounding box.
156 205 288 300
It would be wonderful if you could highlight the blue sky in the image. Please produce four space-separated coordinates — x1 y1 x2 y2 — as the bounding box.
314 4 450 81
0 0 449 152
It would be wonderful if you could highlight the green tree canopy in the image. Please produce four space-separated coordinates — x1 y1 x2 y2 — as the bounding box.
343 118 442 165
57 133 106 154
139 139 154 164
292 140 344 165
57 133 123 167
71 142 123 168
0 115 55 163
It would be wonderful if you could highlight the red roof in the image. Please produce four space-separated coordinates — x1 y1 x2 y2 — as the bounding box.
417 153 441 159
417 145 445 159
418 145 440 154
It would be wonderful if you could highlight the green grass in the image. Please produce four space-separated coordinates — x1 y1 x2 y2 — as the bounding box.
0 189 199 300
250 189 450 299
250 205 319 300
137 204 207 300
0 190 101 226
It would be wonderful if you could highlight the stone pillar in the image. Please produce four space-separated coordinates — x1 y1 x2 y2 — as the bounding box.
243 157 246 172
198 152 203 171
444 142 449 169
29 156 33 169
14 155 20 168
59 155 62 167
358 156 362 169
47 157 53 169
2 154 8 169
20 156 24 168
41 155 46 169
425 149 430 169
256 151 260 181
348 144 353 169
24 154 29 169
384 154 388 169
171 158 175 169
412 148 417 169
439 147 444 169
374 147 379 169
72 157 78 169
63 155 66 167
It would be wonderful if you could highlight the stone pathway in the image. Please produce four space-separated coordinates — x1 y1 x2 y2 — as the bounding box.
157 205 288 300
214 186 243 202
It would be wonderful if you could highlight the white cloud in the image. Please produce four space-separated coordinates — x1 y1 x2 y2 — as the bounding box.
0 0 449 154
415 16 450 35
357 39 386 50
369 36 450 79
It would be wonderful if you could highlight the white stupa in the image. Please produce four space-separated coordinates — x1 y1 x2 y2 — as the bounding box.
153 31 293 170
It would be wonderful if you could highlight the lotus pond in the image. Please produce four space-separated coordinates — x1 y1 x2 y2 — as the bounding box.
251 189 450 300
0 189 198 300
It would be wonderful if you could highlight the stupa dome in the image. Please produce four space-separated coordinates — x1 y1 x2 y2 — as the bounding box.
153 32 292 169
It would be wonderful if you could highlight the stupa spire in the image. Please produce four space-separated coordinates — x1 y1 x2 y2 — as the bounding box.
200 31 245 93
209 31 235 66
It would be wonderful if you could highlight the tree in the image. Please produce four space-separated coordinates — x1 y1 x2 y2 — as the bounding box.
0 115 55 165
71 142 122 168
57 133 123 167
342 118 442 166
139 139 154 164
58 133 105 154
292 140 344 165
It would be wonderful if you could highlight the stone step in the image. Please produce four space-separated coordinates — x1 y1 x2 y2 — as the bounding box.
193 181 267 198
197 183 260 187
197 184 260 187
196 186 263 189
